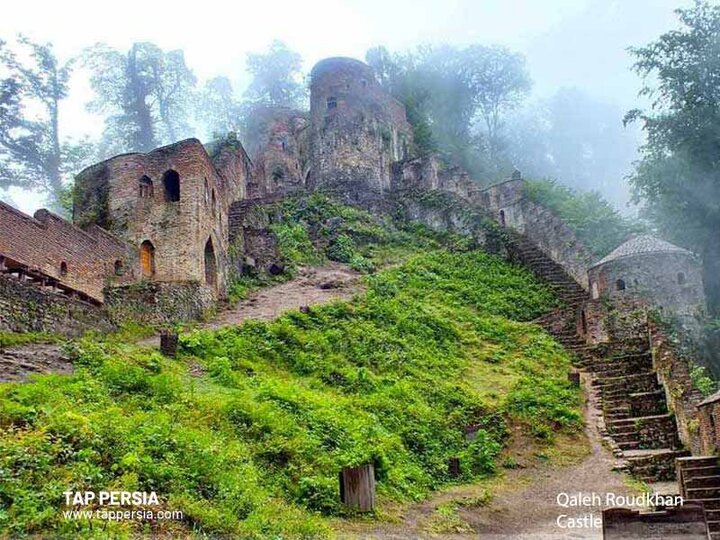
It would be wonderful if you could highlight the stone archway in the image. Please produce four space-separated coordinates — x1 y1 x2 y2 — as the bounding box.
204 237 217 289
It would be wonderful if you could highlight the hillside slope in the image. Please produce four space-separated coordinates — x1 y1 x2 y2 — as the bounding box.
0 200 583 538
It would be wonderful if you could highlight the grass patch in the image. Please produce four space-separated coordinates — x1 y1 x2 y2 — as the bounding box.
0 249 581 538
0 332 60 350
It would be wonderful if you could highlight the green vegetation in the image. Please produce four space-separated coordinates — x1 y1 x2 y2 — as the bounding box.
524 179 644 257
268 192 477 274
0 332 60 350
0 244 580 538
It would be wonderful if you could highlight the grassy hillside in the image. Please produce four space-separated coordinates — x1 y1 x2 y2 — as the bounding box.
0 202 582 538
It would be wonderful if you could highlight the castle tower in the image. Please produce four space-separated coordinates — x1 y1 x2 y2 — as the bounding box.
587 234 707 322
73 139 236 298
308 57 413 205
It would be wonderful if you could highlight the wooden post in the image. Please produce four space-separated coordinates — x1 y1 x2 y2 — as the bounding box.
448 457 461 478
160 330 179 358
339 464 375 512
568 370 580 387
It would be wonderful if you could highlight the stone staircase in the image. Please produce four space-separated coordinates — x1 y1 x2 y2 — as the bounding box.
678 456 720 538
507 231 688 482
507 232 593 365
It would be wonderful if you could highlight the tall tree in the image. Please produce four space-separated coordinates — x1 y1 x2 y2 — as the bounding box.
366 44 530 180
0 36 90 212
459 45 531 161
198 76 242 139
84 42 196 155
244 40 306 108
626 0 720 313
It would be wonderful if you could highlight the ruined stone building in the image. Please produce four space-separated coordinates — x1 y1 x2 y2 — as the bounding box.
0 55 708 337
4 53 720 537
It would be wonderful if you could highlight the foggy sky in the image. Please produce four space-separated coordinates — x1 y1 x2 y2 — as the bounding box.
1 0 694 213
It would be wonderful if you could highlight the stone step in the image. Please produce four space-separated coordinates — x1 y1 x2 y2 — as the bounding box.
681 465 720 481
685 498 720 510
591 353 654 372
611 430 639 443
597 373 661 394
617 440 641 450
608 413 675 426
678 456 720 467
685 475 720 489
624 448 689 482
686 487 720 499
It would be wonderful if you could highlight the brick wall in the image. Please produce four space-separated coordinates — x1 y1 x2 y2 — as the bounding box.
0 202 135 302
0 274 113 335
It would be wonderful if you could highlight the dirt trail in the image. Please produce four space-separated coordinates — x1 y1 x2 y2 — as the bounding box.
205 263 362 329
0 263 363 383
337 373 664 540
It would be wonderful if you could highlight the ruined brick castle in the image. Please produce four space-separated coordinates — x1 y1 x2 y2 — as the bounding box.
0 56 707 332
5 56 720 532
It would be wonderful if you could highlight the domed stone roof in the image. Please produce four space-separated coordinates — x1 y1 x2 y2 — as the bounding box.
590 235 694 269
310 57 372 78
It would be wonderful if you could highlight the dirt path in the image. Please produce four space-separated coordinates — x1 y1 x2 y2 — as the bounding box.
336 373 659 540
0 263 362 383
134 263 362 349
205 263 362 329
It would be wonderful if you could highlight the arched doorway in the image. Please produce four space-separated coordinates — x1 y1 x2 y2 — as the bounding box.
499 210 506 226
204 237 217 288
140 240 155 278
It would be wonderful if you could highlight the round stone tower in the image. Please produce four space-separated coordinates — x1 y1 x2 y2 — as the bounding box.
587 235 706 319
308 57 413 205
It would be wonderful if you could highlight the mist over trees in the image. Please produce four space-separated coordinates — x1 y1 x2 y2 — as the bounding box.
83 42 197 156
505 88 639 208
198 76 243 140
0 36 93 211
364 43 637 210
625 0 720 314
365 44 531 181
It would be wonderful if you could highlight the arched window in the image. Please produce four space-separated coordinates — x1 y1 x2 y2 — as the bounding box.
677 272 686 285
140 240 155 278
211 189 217 215
615 279 626 291
162 170 180 202
204 178 210 205
114 260 124 276
139 175 153 198
499 210 506 227
591 281 599 299
204 237 217 288
580 310 588 335
327 96 337 110
60 262 68 277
